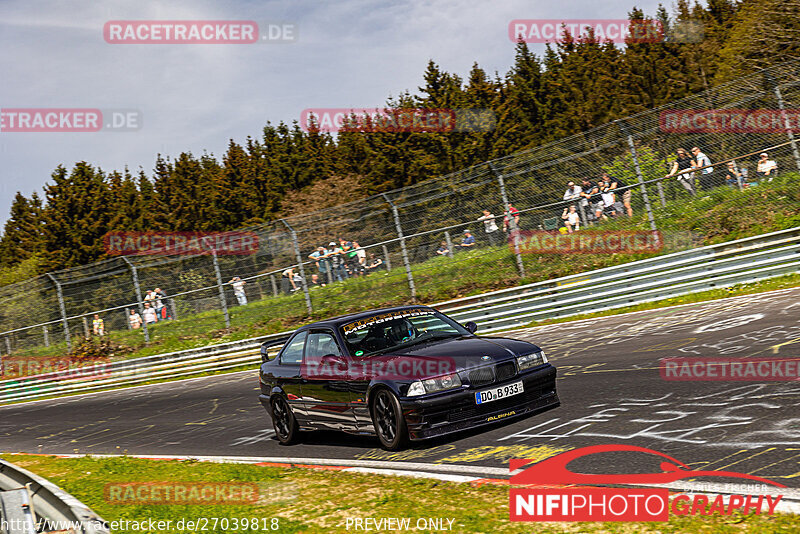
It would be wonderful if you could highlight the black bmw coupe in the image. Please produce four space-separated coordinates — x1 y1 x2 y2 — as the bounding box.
259 305 559 450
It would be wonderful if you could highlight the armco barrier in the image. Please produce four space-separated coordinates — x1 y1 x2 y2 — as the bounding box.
0 227 798 404
0 458 109 533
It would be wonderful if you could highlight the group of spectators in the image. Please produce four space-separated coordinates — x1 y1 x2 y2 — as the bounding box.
276 238 386 295
560 172 633 233
668 147 777 193
128 287 171 329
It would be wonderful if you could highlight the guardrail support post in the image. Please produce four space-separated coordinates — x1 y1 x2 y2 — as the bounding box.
279 219 313 315
617 120 658 235
46 273 71 351
382 245 392 271
444 231 454 258
43 324 49 347
489 163 525 278
382 194 416 300
121 258 149 343
211 251 231 328
772 83 800 172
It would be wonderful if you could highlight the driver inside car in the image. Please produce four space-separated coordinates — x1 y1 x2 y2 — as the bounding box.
388 318 417 345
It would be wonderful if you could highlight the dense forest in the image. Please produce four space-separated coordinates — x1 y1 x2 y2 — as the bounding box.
1 0 797 277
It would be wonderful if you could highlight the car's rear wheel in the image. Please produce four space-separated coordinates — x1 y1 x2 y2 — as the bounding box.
271 395 299 445
371 389 408 450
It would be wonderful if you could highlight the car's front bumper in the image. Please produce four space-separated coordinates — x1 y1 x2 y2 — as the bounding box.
400 364 559 440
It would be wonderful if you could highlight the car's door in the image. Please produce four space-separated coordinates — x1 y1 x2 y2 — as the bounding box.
277 330 308 422
301 329 358 430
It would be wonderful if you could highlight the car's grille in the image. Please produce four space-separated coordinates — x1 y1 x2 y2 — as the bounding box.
496 361 516 382
469 367 495 387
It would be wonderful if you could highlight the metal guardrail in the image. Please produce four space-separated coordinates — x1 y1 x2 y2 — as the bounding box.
0 227 797 404
0 459 109 534
440 226 800 331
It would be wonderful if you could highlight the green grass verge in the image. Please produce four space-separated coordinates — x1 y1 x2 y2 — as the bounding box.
1 455 795 533
8 174 800 366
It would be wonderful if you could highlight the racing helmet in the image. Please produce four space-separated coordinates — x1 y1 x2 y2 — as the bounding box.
389 318 416 344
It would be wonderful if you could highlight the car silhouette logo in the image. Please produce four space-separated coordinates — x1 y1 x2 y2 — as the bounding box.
510 444 786 487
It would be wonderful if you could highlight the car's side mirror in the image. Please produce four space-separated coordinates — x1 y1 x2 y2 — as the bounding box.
320 354 346 368
464 321 478 334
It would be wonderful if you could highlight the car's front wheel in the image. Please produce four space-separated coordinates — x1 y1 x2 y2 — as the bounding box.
371 389 408 450
271 395 299 445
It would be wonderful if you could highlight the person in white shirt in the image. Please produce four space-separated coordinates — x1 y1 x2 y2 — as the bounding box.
691 146 716 190
478 209 500 246
129 309 142 329
562 206 580 233
229 276 247 305
756 152 777 181
563 181 582 203
142 303 158 325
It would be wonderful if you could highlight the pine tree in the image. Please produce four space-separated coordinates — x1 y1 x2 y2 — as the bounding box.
0 192 43 267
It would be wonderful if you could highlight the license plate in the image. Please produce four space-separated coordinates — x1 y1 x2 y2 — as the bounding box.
475 381 524 405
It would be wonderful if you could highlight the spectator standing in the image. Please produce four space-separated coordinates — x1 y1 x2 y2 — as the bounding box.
457 230 476 250
309 246 330 282
563 181 582 205
579 178 602 222
562 206 580 233
756 152 777 181
142 303 158 325
478 209 500 246
436 241 450 256
92 314 105 336
691 146 715 190
129 309 142 330
154 287 171 320
602 173 632 217
353 241 367 275
326 241 347 281
143 290 156 309
502 204 520 233
229 276 247 305
668 148 696 194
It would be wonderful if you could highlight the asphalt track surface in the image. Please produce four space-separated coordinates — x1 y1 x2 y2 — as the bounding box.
2 288 799 487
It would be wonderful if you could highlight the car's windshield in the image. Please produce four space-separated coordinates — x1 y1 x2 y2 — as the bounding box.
341 308 469 357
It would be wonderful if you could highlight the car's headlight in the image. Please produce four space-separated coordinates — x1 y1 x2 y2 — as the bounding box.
407 373 462 396
517 351 547 370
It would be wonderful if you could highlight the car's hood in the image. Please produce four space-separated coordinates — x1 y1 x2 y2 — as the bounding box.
358 335 541 374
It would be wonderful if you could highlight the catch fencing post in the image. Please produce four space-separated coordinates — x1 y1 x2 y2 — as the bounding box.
279 219 313 315
444 231 454 258
382 245 392 271
4 337 10 355
46 273 71 351
270 274 278 297
211 251 231 328
381 194 416 300
82 316 90 339
617 120 658 235
765 72 800 172
489 163 525 278
121 258 149 343
43 324 49 347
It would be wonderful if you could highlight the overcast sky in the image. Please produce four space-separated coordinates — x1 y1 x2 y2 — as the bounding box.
0 0 679 226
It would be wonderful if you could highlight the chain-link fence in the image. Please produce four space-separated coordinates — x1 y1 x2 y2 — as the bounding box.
2 58 800 358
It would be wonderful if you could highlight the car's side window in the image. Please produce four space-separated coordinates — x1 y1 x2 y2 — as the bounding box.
306 331 342 359
280 331 307 364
